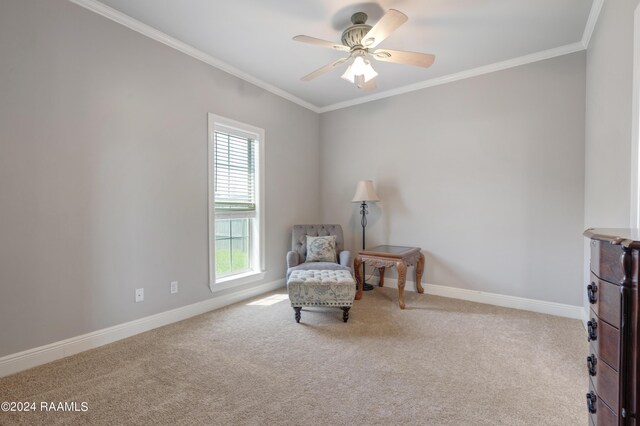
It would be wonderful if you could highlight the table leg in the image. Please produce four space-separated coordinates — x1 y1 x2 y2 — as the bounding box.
416 253 425 294
378 267 386 287
396 260 407 309
354 256 364 300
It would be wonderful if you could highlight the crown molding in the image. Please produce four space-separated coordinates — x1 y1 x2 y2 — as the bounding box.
317 42 585 113
581 0 605 49
68 0 321 113
69 0 600 115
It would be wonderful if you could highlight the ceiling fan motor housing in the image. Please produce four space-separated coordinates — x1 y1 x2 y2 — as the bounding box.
341 12 372 49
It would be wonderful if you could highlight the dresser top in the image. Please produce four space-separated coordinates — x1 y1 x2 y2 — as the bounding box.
584 228 640 248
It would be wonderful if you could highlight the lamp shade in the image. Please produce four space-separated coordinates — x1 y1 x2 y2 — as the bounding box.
352 180 380 202
341 58 378 85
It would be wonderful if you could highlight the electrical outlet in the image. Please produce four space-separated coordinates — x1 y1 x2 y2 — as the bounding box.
135 288 144 303
170 281 178 294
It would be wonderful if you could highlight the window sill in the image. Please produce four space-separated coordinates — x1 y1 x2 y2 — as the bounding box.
210 271 266 293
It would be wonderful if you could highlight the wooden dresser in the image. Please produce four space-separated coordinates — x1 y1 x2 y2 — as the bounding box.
584 229 640 425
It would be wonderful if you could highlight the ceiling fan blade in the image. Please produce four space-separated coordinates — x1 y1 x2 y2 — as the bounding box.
371 49 435 68
301 57 350 81
358 79 377 92
293 35 350 52
361 9 408 49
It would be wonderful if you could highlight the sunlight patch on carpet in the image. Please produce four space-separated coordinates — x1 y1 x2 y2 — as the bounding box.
247 294 289 306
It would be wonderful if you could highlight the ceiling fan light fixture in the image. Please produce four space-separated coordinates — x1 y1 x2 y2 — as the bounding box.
341 64 355 82
351 56 367 75
362 60 378 82
341 57 378 85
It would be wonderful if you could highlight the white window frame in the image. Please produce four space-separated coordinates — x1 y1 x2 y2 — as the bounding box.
208 113 265 292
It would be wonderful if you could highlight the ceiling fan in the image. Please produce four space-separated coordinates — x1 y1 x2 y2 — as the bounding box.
293 10 435 91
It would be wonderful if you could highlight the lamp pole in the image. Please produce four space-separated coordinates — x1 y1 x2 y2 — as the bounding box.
359 200 374 291
352 180 380 292
360 201 367 249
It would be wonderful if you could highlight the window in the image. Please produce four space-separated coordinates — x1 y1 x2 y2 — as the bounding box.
208 114 265 290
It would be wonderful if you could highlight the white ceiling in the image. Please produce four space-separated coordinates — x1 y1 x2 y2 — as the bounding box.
94 0 595 110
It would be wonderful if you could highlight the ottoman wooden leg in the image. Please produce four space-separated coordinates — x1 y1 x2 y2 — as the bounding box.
341 307 350 323
294 307 302 323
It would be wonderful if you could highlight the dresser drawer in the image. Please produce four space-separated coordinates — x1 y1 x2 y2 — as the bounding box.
590 239 624 284
587 274 621 327
588 311 620 371
588 378 617 426
587 351 619 413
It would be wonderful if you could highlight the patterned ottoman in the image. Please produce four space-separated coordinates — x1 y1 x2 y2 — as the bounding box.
287 270 356 323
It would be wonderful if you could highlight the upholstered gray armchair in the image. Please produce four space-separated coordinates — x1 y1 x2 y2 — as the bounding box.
286 224 352 279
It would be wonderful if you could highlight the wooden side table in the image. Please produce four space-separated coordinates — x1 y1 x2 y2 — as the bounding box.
354 245 425 309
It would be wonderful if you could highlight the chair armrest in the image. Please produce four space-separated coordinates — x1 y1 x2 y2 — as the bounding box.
287 251 300 269
339 250 352 268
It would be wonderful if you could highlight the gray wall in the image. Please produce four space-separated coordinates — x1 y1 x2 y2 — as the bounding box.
585 0 640 229
320 52 586 306
0 0 320 357
583 0 640 317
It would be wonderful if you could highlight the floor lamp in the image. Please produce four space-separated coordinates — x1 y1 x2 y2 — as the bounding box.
352 180 380 291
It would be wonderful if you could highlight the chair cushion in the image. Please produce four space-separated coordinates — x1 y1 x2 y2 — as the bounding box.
287 270 356 307
292 225 344 263
305 235 336 263
287 262 350 279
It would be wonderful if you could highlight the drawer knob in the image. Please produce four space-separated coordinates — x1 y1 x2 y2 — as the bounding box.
586 392 597 414
587 354 597 376
587 319 598 342
587 282 598 304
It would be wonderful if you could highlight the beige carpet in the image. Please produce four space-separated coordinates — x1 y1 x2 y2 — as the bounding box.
0 288 587 425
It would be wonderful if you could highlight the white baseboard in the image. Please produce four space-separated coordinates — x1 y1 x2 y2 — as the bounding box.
0 277 584 378
0 279 284 378
379 278 584 320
